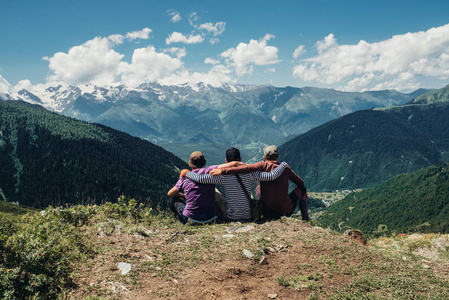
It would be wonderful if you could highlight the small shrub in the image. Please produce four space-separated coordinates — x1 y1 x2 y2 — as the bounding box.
0 210 92 299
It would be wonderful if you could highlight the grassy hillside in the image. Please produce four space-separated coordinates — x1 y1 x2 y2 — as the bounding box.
0 100 188 209
2 201 448 299
0 200 38 228
409 84 449 105
317 163 449 235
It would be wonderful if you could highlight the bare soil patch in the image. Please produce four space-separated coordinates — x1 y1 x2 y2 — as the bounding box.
67 218 449 299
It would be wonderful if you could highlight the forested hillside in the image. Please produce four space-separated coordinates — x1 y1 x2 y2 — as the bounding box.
281 84 449 191
317 163 449 235
0 100 188 209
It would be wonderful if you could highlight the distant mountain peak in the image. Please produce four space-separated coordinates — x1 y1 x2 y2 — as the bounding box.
409 84 449 105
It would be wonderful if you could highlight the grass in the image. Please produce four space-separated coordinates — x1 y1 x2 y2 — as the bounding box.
0 200 38 227
1 198 448 299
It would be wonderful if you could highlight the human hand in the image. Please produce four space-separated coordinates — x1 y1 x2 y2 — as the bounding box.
209 168 223 176
180 169 189 178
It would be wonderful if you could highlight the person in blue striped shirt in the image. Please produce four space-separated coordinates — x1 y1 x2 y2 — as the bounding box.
181 147 287 221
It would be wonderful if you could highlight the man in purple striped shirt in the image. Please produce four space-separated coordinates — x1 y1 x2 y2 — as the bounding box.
168 151 220 223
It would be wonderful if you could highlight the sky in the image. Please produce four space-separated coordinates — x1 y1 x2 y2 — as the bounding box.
1 0 449 94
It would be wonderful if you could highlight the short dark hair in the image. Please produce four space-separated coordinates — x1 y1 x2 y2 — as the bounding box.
265 154 279 160
226 147 241 162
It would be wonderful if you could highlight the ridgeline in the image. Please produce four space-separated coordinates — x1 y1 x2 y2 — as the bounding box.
281 84 449 191
0 100 188 209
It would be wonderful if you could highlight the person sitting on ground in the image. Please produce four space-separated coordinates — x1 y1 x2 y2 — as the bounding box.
167 150 241 224
210 145 309 221
181 147 288 221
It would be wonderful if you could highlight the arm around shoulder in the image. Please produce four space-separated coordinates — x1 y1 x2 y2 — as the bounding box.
221 161 265 175
252 161 288 181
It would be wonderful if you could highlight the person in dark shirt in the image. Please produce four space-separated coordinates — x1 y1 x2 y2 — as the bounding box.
210 145 309 221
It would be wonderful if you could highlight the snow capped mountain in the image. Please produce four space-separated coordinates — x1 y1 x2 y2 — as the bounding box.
3 82 429 162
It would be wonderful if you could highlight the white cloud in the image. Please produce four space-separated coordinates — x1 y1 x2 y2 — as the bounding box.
205 57 220 65
168 9 181 23
108 34 125 45
158 64 234 87
164 47 187 59
0 74 11 98
220 34 280 76
209 38 220 45
37 26 236 89
13 79 33 92
126 28 152 40
198 21 226 37
293 24 449 91
120 46 184 87
188 12 199 27
293 45 306 59
315 33 337 54
186 12 226 44
44 36 124 86
166 32 204 45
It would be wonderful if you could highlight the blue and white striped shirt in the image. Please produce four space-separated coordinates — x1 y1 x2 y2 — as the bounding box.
185 162 287 221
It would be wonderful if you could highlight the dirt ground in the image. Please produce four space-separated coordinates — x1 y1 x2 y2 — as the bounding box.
67 219 449 299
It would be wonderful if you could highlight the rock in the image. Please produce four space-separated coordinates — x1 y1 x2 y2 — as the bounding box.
268 293 278 299
106 281 130 293
344 230 367 246
226 225 254 233
236 225 254 233
242 249 254 258
259 256 268 265
115 225 123 233
117 262 132 275
222 234 236 239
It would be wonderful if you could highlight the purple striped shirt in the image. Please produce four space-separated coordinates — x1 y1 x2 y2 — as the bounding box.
174 165 218 219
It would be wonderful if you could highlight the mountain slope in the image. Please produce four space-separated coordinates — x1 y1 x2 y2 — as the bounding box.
317 163 449 235
281 84 449 191
0 100 188 209
5 83 426 164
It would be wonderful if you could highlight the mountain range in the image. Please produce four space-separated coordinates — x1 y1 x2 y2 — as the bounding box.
1 83 429 164
280 84 449 191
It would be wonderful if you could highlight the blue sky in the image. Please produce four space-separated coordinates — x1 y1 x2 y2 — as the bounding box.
1 0 449 94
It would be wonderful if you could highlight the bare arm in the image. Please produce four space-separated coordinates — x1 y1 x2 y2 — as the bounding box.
251 162 288 181
217 161 244 169
168 186 183 198
213 161 265 176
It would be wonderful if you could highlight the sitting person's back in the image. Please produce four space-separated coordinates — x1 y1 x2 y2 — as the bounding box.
211 145 307 220
184 147 287 221
168 151 217 223
178 165 217 220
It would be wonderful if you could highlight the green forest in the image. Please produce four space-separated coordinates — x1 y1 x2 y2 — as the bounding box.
0 100 188 209
317 163 449 235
